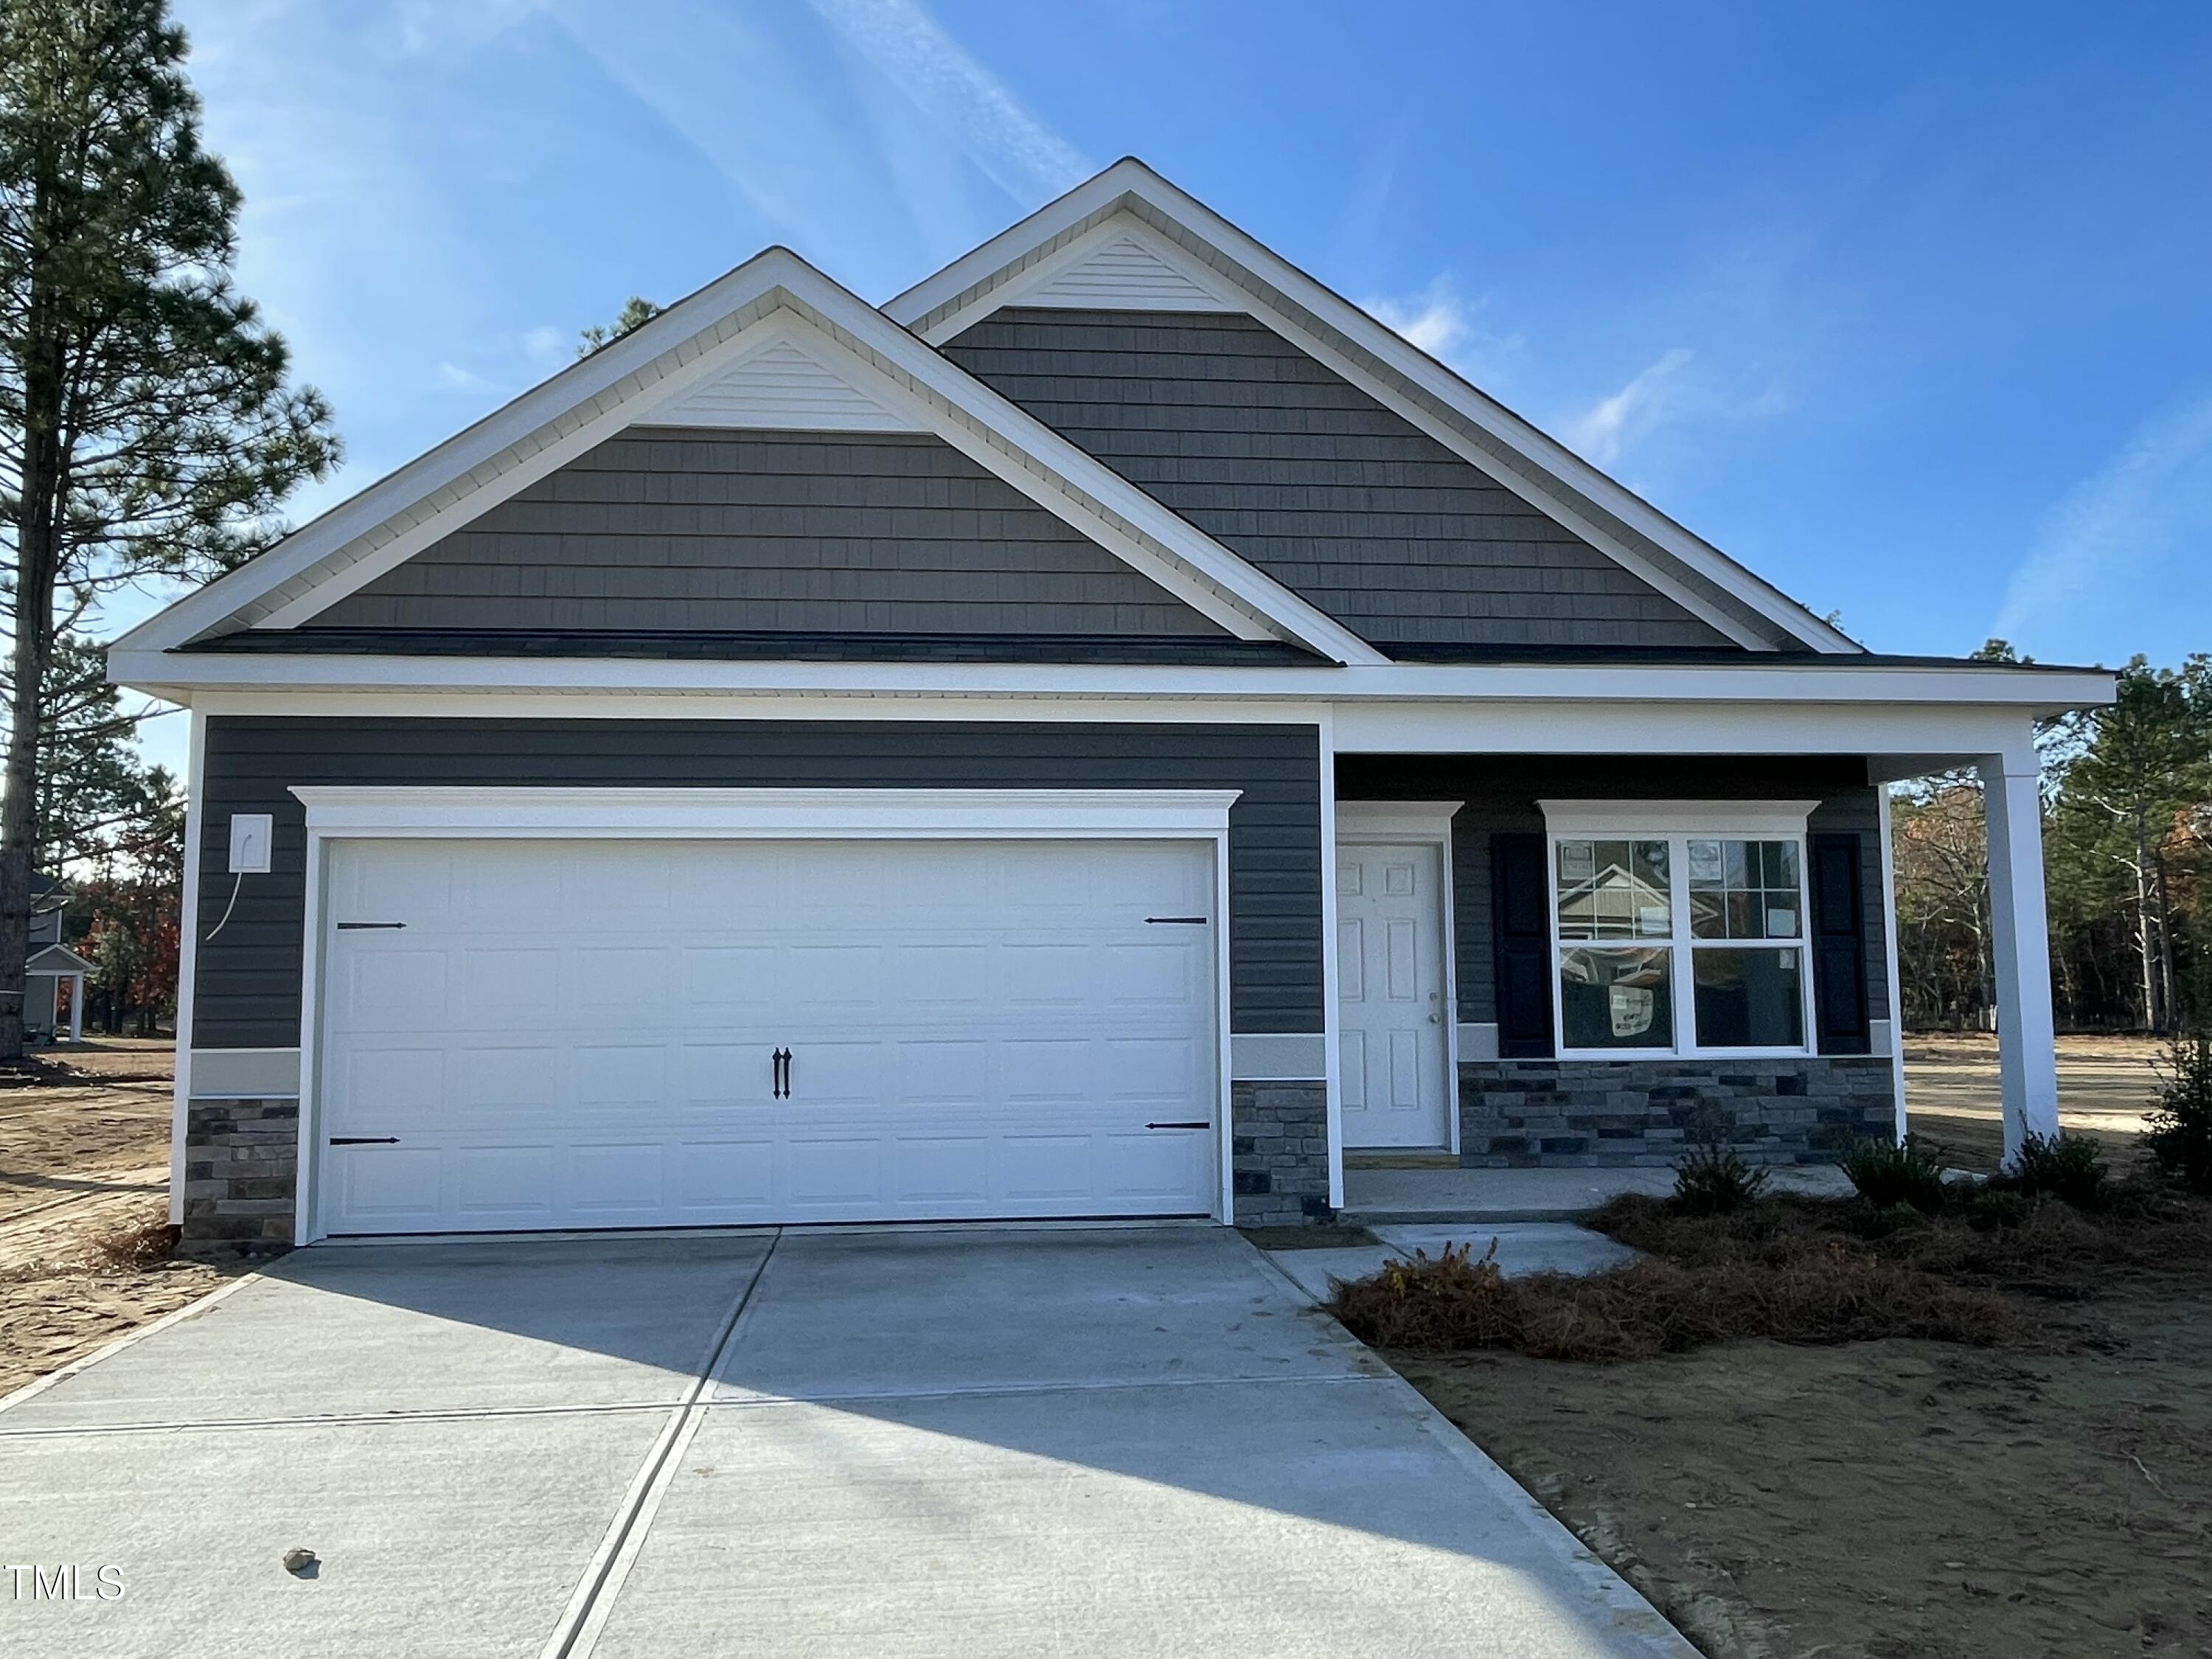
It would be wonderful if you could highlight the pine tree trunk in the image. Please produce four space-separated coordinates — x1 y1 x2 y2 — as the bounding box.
1 285 66 1064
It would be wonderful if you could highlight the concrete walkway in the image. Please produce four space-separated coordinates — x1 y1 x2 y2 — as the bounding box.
0 1227 1694 1658
1342 1161 1856 1223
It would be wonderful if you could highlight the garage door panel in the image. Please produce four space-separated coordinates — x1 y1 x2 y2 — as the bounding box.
571 947 672 1020
998 942 1090 1006
995 1038 1091 1101
1101 940 1206 1006
886 943 990 1006
453 1047 563 1109
454 1144 557 1216
566 1144 667 1211
463 947 561 1023
329 1146 446 1225
453 846 550 924
1103 1037 1206 1102
891 1135 992 1203
318 836 1219 1234
337 948 448 1032
678 1043 769 1105
333 1047 445 1121
1097 1131 1210 1202
672 1140 775 1210
571 1044 672 1107
891 1039 990 1105
679 945 778 1015
785 1138 886 1206
998 1135 1092 1200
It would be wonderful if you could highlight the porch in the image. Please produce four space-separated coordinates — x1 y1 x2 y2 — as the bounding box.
1323 740 2062 1182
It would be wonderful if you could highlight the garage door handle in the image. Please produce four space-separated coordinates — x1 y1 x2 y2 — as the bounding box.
1146 1121 1211 1130
772 1047 791 1099
329 1136 400 1146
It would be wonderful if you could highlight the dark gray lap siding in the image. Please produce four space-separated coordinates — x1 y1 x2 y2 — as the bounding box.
942 309 1736 652
193 718 1324 1048
1335 755 1890 1046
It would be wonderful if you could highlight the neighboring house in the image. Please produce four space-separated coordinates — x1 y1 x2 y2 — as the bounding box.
25 873 90 1044
110 160 2113 1248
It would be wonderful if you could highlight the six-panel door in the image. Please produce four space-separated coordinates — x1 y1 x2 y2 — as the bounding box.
1336 841 1450 1149
316 837 1218 1233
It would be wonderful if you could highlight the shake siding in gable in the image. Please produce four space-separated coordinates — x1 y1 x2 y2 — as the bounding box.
307 429 1225 638
941 309 1740 652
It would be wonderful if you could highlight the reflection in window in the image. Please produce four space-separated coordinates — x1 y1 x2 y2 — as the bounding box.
1692 947 1804 1048
1559 947 1674 1050
1555 839 1672 940
1687 838 1801 939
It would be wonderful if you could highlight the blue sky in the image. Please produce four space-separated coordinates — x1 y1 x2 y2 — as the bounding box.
124 1 2211 765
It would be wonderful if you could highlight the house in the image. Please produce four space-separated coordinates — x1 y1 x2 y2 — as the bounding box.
25 873 91 1044
109 160 2114 1248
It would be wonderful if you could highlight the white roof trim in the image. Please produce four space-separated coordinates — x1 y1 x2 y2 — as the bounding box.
1538 799 1819 836
117 248 1384 665
888 160 1860 656
109 644 2115 712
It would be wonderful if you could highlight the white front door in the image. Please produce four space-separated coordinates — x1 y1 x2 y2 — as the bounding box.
1337 840 1450 1149
316 836 1219 1234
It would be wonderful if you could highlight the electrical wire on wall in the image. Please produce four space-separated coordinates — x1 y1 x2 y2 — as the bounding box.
206 871 245 941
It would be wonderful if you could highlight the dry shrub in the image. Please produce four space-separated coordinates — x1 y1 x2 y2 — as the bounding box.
89 1216 181 1271
1328 1241 2019 1362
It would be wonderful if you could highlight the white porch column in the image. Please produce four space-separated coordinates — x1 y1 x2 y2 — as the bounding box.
1978 753 2060 1160
66 975 82 1042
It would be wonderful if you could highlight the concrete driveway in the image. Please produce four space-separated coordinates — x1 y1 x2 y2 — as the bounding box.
0 1227 1692 1658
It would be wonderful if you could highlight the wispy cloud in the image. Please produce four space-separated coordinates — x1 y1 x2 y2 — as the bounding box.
1561 348 1695 466
806 0 1091 203
434 361 505 396
522 324 568 366
1992 391 2212 644
1361 277 1522 387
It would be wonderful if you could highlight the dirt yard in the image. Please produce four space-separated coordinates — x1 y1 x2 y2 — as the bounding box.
0 1039 245 1399
1394 1267 2212 1658
1908 1032 2166 1171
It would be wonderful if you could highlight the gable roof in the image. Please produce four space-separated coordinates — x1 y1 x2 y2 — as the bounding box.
114 247 1385 666
886 159 1860 655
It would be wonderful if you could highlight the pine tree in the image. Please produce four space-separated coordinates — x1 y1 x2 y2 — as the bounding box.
0 0 338 1059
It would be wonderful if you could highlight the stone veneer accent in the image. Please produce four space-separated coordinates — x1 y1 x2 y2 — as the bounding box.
1458 1057 1896 1168
1231 1079 1332 1225
181 1098 299 1248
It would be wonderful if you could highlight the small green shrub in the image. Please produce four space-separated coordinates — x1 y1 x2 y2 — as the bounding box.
1671 1144 1770 1216
2009 1131 2108 1209
1840 1134 1949 1214
2144 1031 2212 1195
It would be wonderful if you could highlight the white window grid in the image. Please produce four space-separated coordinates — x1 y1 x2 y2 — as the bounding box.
1546 829 1818 1062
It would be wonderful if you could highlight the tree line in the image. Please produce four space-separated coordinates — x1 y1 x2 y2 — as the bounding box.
1893 650 2211 1035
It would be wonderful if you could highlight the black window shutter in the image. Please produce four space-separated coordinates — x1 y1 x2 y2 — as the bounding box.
1809 831 1871 1054
1490 832 1554 1058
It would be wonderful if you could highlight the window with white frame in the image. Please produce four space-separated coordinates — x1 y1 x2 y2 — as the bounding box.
1540 801 1820 1059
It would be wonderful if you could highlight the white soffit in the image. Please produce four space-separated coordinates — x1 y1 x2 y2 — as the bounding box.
637 330 924 432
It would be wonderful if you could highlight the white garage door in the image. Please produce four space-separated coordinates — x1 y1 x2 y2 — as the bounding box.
316 837 1220 1234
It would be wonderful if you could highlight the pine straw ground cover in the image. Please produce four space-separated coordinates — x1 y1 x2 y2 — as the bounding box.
1326 1179 2212 1363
